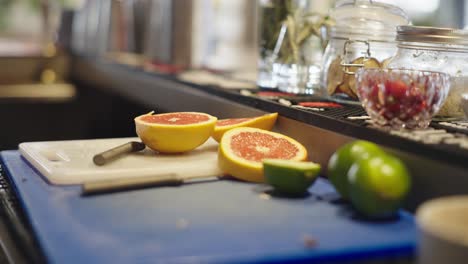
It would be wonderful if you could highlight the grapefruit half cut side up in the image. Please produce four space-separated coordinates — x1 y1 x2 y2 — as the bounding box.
212 112 278 142
218 127 307 182
135 111 217 153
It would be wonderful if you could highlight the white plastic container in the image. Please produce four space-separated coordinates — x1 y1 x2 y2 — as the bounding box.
416 196 468 264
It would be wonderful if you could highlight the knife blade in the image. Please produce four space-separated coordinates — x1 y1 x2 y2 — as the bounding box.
81 173 221 196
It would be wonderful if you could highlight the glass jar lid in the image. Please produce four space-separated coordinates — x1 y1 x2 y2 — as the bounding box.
397 26 468 45
330 0 410 40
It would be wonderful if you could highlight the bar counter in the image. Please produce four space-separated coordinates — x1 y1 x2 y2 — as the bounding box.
72 55 468 211
0 54 465 263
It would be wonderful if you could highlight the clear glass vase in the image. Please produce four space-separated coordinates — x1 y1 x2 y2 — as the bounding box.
257 0 330 94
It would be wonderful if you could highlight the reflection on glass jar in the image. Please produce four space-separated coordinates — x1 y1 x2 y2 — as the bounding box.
323 39 397 100
320 0 410 101
386 26 468 119
257 0 331 94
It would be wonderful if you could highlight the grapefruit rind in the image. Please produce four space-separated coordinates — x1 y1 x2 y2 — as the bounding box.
218 127 307 183
135 112 217 153
212 112 278 142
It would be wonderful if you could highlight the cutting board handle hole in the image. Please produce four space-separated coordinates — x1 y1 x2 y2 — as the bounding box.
40 150 69 162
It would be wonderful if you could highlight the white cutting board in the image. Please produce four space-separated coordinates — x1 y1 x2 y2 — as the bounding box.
19 137 222 185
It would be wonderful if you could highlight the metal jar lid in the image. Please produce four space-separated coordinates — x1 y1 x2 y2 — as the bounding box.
397 26 468 45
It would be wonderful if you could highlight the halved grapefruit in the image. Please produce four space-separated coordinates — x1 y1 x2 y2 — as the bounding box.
218 127 308 182
135 111 217 153
212 112 278 142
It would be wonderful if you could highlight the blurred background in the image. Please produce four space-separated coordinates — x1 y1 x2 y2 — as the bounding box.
0 0 462 47
0 0 466 150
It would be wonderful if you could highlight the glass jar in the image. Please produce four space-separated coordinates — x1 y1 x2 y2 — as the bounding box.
257 0 330 94
386 26 468 119
321 0 409 102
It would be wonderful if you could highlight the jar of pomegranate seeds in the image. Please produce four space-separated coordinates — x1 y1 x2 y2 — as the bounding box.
386 26 468 120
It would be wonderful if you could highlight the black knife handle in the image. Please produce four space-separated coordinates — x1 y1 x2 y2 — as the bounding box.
93 141 146 166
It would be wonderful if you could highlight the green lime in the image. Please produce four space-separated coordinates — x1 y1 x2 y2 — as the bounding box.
347 154 411 219
327 140 384 199
263 159 321 195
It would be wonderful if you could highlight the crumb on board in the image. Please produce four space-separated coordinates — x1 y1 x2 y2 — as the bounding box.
302 234 318 249
176 218 190 230
258 193 271 200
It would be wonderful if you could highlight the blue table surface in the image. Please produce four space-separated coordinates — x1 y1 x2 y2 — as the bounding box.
1 151 416 264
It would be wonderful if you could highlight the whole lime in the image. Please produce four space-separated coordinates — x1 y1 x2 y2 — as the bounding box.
327 141 384 199
263 159 321 196
347 154 411 219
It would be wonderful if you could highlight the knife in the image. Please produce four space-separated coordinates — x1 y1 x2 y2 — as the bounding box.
81 173 221 196
93 141 146 166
